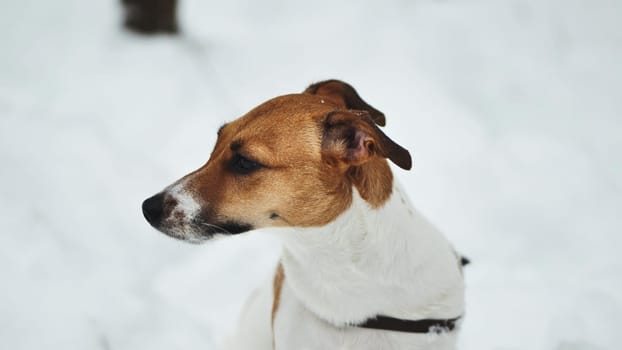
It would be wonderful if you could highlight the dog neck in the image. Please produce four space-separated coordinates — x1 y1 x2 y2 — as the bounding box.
275 181 465 327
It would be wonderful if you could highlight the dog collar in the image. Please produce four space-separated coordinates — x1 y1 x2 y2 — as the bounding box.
354 257 467 334
355 315 461 334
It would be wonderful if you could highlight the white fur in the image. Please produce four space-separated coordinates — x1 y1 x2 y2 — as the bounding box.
163 181 205 243
167 182 201 217
227 182 465 350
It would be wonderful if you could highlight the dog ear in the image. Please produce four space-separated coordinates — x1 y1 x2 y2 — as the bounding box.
322 110 412 170
305 80 386 126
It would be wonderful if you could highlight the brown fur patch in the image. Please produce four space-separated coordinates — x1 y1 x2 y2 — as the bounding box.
348 158 394 208
183 94 355 229
173 83 410 232
271 263 285 329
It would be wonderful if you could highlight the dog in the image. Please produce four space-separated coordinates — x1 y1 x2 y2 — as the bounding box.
142 80 466 349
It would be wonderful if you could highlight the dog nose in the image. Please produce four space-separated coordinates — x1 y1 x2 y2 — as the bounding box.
142 192 165 227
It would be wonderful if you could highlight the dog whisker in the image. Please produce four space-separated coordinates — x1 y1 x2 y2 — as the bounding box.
196 221 233 235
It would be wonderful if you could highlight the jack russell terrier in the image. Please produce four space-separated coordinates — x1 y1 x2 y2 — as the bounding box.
142 80 467 349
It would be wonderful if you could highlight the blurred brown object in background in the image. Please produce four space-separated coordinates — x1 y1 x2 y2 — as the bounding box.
122 0 179 34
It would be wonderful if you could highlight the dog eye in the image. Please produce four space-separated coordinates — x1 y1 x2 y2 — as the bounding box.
230 154 262 175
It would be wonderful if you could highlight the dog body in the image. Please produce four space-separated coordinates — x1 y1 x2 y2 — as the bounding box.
143 80 465 349
228 187 464 350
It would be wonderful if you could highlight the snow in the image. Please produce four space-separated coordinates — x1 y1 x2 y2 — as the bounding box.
1 0 621 349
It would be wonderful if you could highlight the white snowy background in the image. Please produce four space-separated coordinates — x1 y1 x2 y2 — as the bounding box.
1 0 621 349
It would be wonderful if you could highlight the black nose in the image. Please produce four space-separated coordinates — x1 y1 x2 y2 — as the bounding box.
142 192 165 227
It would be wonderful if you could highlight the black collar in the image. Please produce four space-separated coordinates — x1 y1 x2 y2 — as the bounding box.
353 256 468 334
355 315 461 334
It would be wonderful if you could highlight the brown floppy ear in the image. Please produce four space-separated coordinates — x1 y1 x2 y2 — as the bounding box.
305 80 386 126
322 110 412 170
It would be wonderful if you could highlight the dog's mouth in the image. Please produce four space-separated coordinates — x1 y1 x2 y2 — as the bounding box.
189 219 254 236
156 220 253 244
142 192 253 243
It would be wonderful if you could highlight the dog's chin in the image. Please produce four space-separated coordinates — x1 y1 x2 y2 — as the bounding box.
154 221 254 244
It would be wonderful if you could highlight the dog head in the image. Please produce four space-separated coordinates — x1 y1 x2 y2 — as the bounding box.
142 80 411 243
